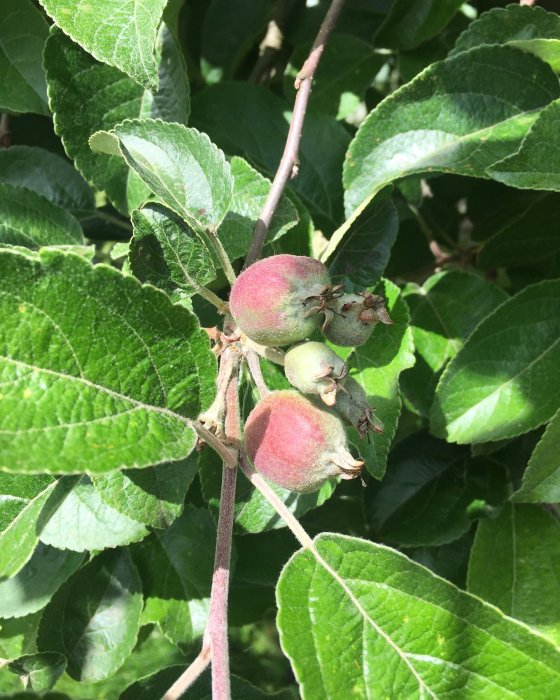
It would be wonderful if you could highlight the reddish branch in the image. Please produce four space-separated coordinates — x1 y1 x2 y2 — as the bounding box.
244 0 347 267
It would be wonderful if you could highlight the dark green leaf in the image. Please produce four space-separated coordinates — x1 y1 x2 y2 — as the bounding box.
191 82 350 229
44 25 189 214
132 506 215 646
468 503 560 646
451 5 560 72
130 204 216 297
324 189 398 290
0 544 84 618
0 184 83 249
431 279 560 443
92 453 198 529
344 46 559 223
37 550 143 682
0 0 49 115
8 653 66 692
0 249 216 474
38 0 167 90
0 613 42 660
375 0 464 51
514 409 560 502
277 534 560 699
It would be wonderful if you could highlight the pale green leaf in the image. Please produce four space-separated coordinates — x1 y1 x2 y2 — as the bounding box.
277 533 560 699
218 157 299 263
8 652 66 692
468 503 560 647
92 119 233 231
132 506 215 645
92 453 198 529
130 204 216 297
37 549 143 682
0 544 84 618
451 5 560 72
38 476 148 551
0 184 83 249
0 146 94 214
401 271 508 416
488 99 560 191
431 279 560 444
514 409 560 503
0 613 42 661
0 249 216 474
0 0 49 115
323 189 398 288
38 0 167 90
341 279 415 479
344 46 559 222
375 0 463 51
44 25 189 214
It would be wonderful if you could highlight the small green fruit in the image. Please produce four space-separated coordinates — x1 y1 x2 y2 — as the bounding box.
284 341 347 406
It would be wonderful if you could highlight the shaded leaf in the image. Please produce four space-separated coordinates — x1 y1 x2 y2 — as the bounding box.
0 184 83 249
8 652 66 692
37 549 143 682
343 46 559 223
44 25 189 214
130 204 216 297
375 0 463 51
468 503 560 646
92 453 198 529
431 279 560 444
92 119 233 232
277 533 560 699
0 0 49 115
0 613 42 660
0 249 216 474
38 0 167 90
514 409 560 503
0 543 84 618
451 5 560 72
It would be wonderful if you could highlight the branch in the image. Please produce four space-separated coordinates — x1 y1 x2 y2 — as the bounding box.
244 0 347 267
245 350 271 398
161 645 211 700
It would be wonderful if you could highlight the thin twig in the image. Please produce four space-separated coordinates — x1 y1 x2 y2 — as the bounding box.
161 645 211 700
244 0 347 267
241 334 286 366
245 350 271 398
193 422 238 468
0 114 11 149
206 230 237 285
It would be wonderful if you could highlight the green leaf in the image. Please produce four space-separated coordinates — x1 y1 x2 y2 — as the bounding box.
218 156 299 263
131 506 215 646
513 409 560 503
401 271 508 416
199 447 336 535
191 82 350 229
0 0 49 115
375 0 463 51
0 544 84 618
44 25 189 214
431 279 560 444
488 99 560 191
0 249 216 474
365 432 509 547
276 533 560 699
343 46 560 220
0 184 83 249
342 279 415 479
92 119 233 232
451 5 560 72
130 204 216 297
92 453 199 529
468 503 560 647
0 613 42 660
476 193 560 271
323 189 398 289
38 0 167 90
38 476 148 551
0 146 94 214
284 34 383 120
8 653 66 692
37 549 143 682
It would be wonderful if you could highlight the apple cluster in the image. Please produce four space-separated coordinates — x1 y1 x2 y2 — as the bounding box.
230 255 391 493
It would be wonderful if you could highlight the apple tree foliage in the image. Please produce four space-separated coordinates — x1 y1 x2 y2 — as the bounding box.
1 1 560 698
